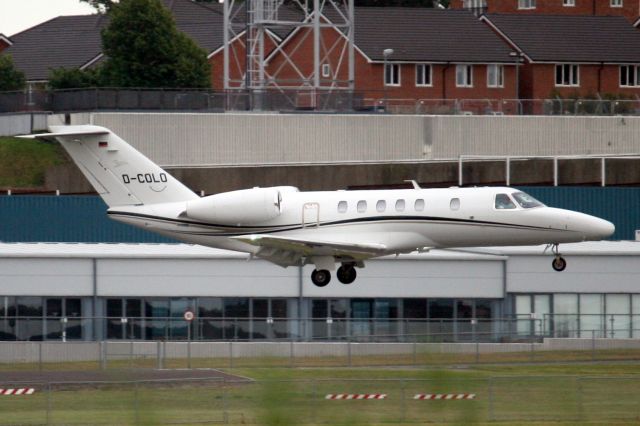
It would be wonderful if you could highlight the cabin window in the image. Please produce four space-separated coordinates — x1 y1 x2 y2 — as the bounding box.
395 199 405 212
376 200 386 212
512 192 544 209
414 199 425 211
337 201 348 213
357 200 367 213
495 193 516 210
450 198 460 211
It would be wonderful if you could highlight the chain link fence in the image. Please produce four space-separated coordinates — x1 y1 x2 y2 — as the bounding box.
2 88 640 115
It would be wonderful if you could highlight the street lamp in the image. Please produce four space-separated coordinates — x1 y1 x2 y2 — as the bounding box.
509 51 525 114
383 48 394 111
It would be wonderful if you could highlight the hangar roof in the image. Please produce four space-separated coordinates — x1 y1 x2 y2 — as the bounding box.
0 241 637 259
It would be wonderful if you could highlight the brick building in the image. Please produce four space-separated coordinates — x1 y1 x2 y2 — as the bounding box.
0 34 12 52
452 0 640 23
266 8 517 106
482 14 640 101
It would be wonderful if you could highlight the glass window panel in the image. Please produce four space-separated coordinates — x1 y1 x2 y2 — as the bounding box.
375 299 398 319
271 299 288 318
198 298 223 317
330 299 348 318
403 299 427 319
357 200 367 213
312 300 328 318
580 294 604 337
126 299 142 318
450 198 460 210
632 295 640 337
395 199 405 212
414 199 425 211
224 298 249 318
376 200 386 212
145 299 169 318
533 295 551 335
170 298 191 318
606 294 629 314
65 298 81 317
607 294 630 338
46 299 62 318
516 295 532 315
253 299 269 318
107 299 123 317
17 297 42 317
475 300 493 319
553 294 578 337
633 295 640 314
429 299 454 319
337 201 347 213
457 300 474 319
495 193 516 209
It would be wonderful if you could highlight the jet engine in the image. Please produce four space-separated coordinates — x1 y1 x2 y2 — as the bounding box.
185 187 296 225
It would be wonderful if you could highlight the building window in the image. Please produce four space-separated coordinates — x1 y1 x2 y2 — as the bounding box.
487 64 504 88
563 0 575 5
463 0 487 8
518 0 536 9
620 65 640 87
321 63 330 78
610 0 622 7
555 64 579 87
415 64 432 87
384 63 400 86
456 65 473 88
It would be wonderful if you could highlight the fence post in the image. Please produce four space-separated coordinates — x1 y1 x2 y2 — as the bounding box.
39 342 43 372
530 337 535 362
156 341 162 369
187 339 192 369
347 340 352 367
229 341 233 369
488 377 494 421
412 335 417 366
591 330 596 361
289 339 294 368
129 340 134 369
46 382 52 425
100 341 106 370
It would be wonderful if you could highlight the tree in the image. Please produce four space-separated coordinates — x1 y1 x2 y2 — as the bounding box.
0 55 26 91
100 0 210 88
48 67 103 90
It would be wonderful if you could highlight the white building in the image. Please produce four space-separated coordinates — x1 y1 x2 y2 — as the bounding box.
0 241 638 341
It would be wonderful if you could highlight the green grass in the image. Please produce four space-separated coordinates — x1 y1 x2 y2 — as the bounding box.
1 362 640 425
0 136 66 188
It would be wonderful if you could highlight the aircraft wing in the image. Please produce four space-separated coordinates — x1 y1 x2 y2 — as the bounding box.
231 234 388 267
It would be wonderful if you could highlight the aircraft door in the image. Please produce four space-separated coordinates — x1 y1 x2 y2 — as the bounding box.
302 202 320 228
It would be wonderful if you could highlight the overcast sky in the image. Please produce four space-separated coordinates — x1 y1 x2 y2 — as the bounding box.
0 0 96 37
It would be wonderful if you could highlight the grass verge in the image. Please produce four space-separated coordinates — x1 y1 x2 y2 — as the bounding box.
0 136 65 188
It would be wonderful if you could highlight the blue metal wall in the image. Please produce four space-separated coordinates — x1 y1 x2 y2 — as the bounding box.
0 188 637 242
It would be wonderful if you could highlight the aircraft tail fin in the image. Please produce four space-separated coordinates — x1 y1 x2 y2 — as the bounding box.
20 125 198 207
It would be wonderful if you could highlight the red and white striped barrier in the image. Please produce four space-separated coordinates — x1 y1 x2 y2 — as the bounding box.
325 394 387 400
0 388 36 396
414 393 475 400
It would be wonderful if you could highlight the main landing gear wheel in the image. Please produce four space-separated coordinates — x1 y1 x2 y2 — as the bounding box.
337 264 357 284
311 269 331 287
552 256 567 272
549 243 567 272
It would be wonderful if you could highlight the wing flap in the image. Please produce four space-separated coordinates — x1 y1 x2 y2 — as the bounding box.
232 234 388 259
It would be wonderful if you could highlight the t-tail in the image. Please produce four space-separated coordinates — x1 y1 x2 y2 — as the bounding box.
20 125 198 207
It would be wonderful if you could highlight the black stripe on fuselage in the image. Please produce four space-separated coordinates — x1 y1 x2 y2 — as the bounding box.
107 210 566 237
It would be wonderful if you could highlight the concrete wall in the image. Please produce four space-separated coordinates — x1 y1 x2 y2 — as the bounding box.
56 113 640 167
0 113 48 136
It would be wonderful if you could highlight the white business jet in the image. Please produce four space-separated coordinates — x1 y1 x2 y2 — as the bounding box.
22 125 615 287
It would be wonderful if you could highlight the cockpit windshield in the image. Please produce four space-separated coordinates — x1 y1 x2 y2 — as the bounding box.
495 193 516 209
512 192 544 209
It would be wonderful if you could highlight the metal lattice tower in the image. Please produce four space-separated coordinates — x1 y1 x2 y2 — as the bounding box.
223 0 355 108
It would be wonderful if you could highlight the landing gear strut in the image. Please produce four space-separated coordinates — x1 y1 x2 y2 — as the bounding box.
550 243 567 272
311 269 331 287
337 263 357 284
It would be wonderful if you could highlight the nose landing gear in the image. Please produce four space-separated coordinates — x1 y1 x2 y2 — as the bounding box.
549 243 567 272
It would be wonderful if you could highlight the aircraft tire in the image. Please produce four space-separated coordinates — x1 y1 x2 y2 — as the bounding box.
552 256 567 272
311 269 331 287
337 265 357 284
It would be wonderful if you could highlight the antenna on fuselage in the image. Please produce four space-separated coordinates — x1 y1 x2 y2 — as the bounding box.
404 180 421 190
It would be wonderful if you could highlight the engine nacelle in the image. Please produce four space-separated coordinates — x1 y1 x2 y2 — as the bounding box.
185 187 296 225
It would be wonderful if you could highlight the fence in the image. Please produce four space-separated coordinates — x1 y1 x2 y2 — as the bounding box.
1 375 639 424
1 332 640 371
2 316 640 343
1 88 639 115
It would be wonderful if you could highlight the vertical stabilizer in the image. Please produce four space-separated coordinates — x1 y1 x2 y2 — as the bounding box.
21 125 198 207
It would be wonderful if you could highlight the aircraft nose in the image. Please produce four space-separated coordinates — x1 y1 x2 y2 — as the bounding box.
578 214 615 240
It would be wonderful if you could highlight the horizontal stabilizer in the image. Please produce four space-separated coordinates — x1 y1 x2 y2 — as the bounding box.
18 129 109 140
